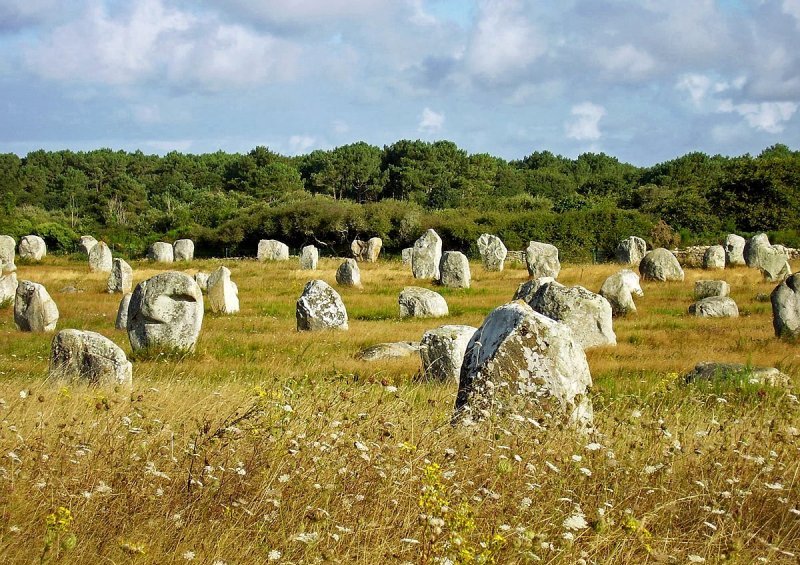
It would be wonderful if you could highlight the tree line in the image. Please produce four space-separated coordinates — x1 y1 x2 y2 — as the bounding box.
0 141 798 262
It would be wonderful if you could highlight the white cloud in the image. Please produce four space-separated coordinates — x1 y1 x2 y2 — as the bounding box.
597 44 655 77
718 100 798 133
783 0 800 25
288 135 317 155
565 102 606 141
418 107 445 133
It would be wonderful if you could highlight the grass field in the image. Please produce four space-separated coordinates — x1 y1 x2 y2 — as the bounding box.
0 255 799 563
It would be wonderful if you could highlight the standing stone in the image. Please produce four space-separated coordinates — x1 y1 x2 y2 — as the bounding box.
115 293 132 330
744 233 771 268
399 287 449 318
412 229 443 280
173 239 195 261
296 280 348 331
724 234 746 266
50 329 132 386
513 277 556 305
771 273 800 338
366 238 382 262
207 266 240 314
694 280 730 299
127 272 203 353
760 248 791 282
18 235 46 261
615 236 647 266
420 325 477 383
257 239 289 261
147 242 174 263
689 297 739 318
525 242 560 279
88 241 113 273
0 235 15 269
194 272 210 293
14 280 59 332
79 235 98 255
351 239 368 261
336 259 362 287
454 301 593 428
107 258 133 294
439 251 471 288
299 245 319 270
639 248 685 281
599 270 643 316
531 282 616 349
702 245 726 270
0 272 18 305
401 248 413 266
477 234 507 272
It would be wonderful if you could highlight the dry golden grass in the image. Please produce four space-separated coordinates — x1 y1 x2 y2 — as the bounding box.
0 255 799 563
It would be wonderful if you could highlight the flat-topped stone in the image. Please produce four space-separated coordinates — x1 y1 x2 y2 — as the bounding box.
147 242 174 263
173 239 194 261
257 239 289 261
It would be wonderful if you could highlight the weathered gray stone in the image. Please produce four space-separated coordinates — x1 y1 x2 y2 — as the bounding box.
744 233 772 268
366 237 382 262
351 239 368 261
147 242 174 263
0 235 15 269
599 270 643 316
115 293 132 330
0 272 18 305
760 247 792 282
173 239 194 261
639 248 685 281
127 272 203 353
257 239 289 261
50 329 132 386
684 362 789 387
702 245 726 270
477 234 507 271
14 280 58 332
454 301 593 428
107 258 133 294
79 235 97 255
18 235 46 261
299 245 319 270
207 266 239 314
531 282 616 349
615 236 647 265
513 277 556 305
439 251 470 288
194 272 210 293
335 259 361 287
771 273 800 338
724 234 746 266
358 341 420 361
399 287 449 318
689 296 739 318
694 280 730 299
296 280 348 331
525 241 560 279
420 324 477 383
412 229 442 280
88 241 113 273
401 248 413 266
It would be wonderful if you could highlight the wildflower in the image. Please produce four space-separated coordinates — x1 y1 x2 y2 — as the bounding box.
8 525 20 533
520 497 532 509
688 555 705 563
183 550 196 560
545 461 560 473
563 513 588 530
354 441 369 452
19 390 28 399
765 482 784 490
95 481 112 494
267 549 282 560
401 538 420 544
120 541 146 555
384 385 398 393
278 474 290 483
579 467 592 477
292 532 319 543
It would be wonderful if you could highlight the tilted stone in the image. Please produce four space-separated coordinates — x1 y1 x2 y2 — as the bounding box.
412 229 442 279
615 236 647 265
296 280 348 331
724 234 746 266
477 234 507 271
18 235 46 261
299 245 319 270
599 270 643 316
115 293 132 330
398 287 448 318
173 239 195 261
744 233 775 269
639 248 684 281
79 235 97 255
89 241 113 273
702 245 725 270
513 277 556 305
107 258 133 294
335 259 361 287
454 301 593 429
525 241 560 279
0 272 18 305
771 273 800 338
50 329 132 386
420 324 477 383
689 296 739 318
358 341 420 361
14 280 58 332
147 242 174 263
257 239 289 261
531 282 616 348
760 247 791 282
207 266 240 314
127 272 203 353
694 280 729 299
439 251 471 288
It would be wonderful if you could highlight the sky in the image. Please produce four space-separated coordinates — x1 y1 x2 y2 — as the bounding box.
0 0 799 166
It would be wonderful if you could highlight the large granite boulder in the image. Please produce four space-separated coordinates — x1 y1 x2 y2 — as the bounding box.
771 273 800 338
724 234 746 266
639 248 684 281
420 324 477 383
513 277 556 304
147 242 174 263
412 229 442 280
702 245 725 270
439 251 470 288
257 239 289 261
50 330 132 386
0 235 16 269
14 280 58 332
127 272 203 353
530 281 616 348
107 258 133 294
358 341 420 361
398 287 449 319
615 236 647 265
115 293 132 330
477 234 507 271
689 296 739 318
299 245 319 270
79 235 98 255
335 259 362 288
173 239 195 261
525 242 560 279
296 280 348 331
454 301 593 428
694 280 729 299
19 235 46 261
207 266 239 314
88 241 113 273
0 272 18 305
599 270 643 316
744 233 771 268
366 237 382 262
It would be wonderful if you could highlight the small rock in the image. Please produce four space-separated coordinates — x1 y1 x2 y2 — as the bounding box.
107 258 133 294
702 245 725 270
639 248 684 281
18 235 46 261
724 234 746 266
412 229 443 280
599 270 643 316
299 245 319 270
50 329 132 386
399 287 448 318
358 341 420 361
89 241 113 273
477 234 507 271
115 293 132 330
615 236 647 265
147 242 174 263
688 296 739 318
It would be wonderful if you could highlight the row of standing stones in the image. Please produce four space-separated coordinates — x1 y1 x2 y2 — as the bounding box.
3 229 800 433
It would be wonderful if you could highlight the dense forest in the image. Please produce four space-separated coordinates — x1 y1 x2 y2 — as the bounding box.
1 141 798 262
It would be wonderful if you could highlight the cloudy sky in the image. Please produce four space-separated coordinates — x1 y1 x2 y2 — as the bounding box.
1 0 799 165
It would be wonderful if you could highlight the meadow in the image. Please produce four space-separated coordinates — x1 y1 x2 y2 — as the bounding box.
0 255 799 564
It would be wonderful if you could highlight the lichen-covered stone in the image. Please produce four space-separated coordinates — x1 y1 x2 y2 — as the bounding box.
401 248 413 266
365 238 382 262
615 236 647 265
173 239 195 261
207 266 239 314
771 274 800 338
420 324 477 383
107 258 133 294
0 235 16 269
398 287 448 318
115 293 132 330
477 234 507 271
439 251 471 288
412 229 443 279
702 245 725 270
689 296 739 318
724 234 746 266
335 259 361 287
531 282 616 348
147 242 174 263
525 242 560 279
0 272 18 305
14 280 58 332
296 280 348 331
744 233 771 268
639 248 684 281
358 341 420 361
194 272 210 293
50 329 132 386
19 235 46 261
299 245 319 270
513 277 556 305
694 280 729 299
257 239 289 261
599 270 643 316
89 241 113 273
79 235 98 255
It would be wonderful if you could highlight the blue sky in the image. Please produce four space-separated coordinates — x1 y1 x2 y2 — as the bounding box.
0 0 798 165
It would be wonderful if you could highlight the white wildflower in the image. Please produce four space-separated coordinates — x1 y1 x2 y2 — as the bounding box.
267 549 281 560
292 532 319 543
183 550 195 560
688 556 705 563
579 467 592 477
764 482 784 490
562 513 588 530
354 441 369 452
